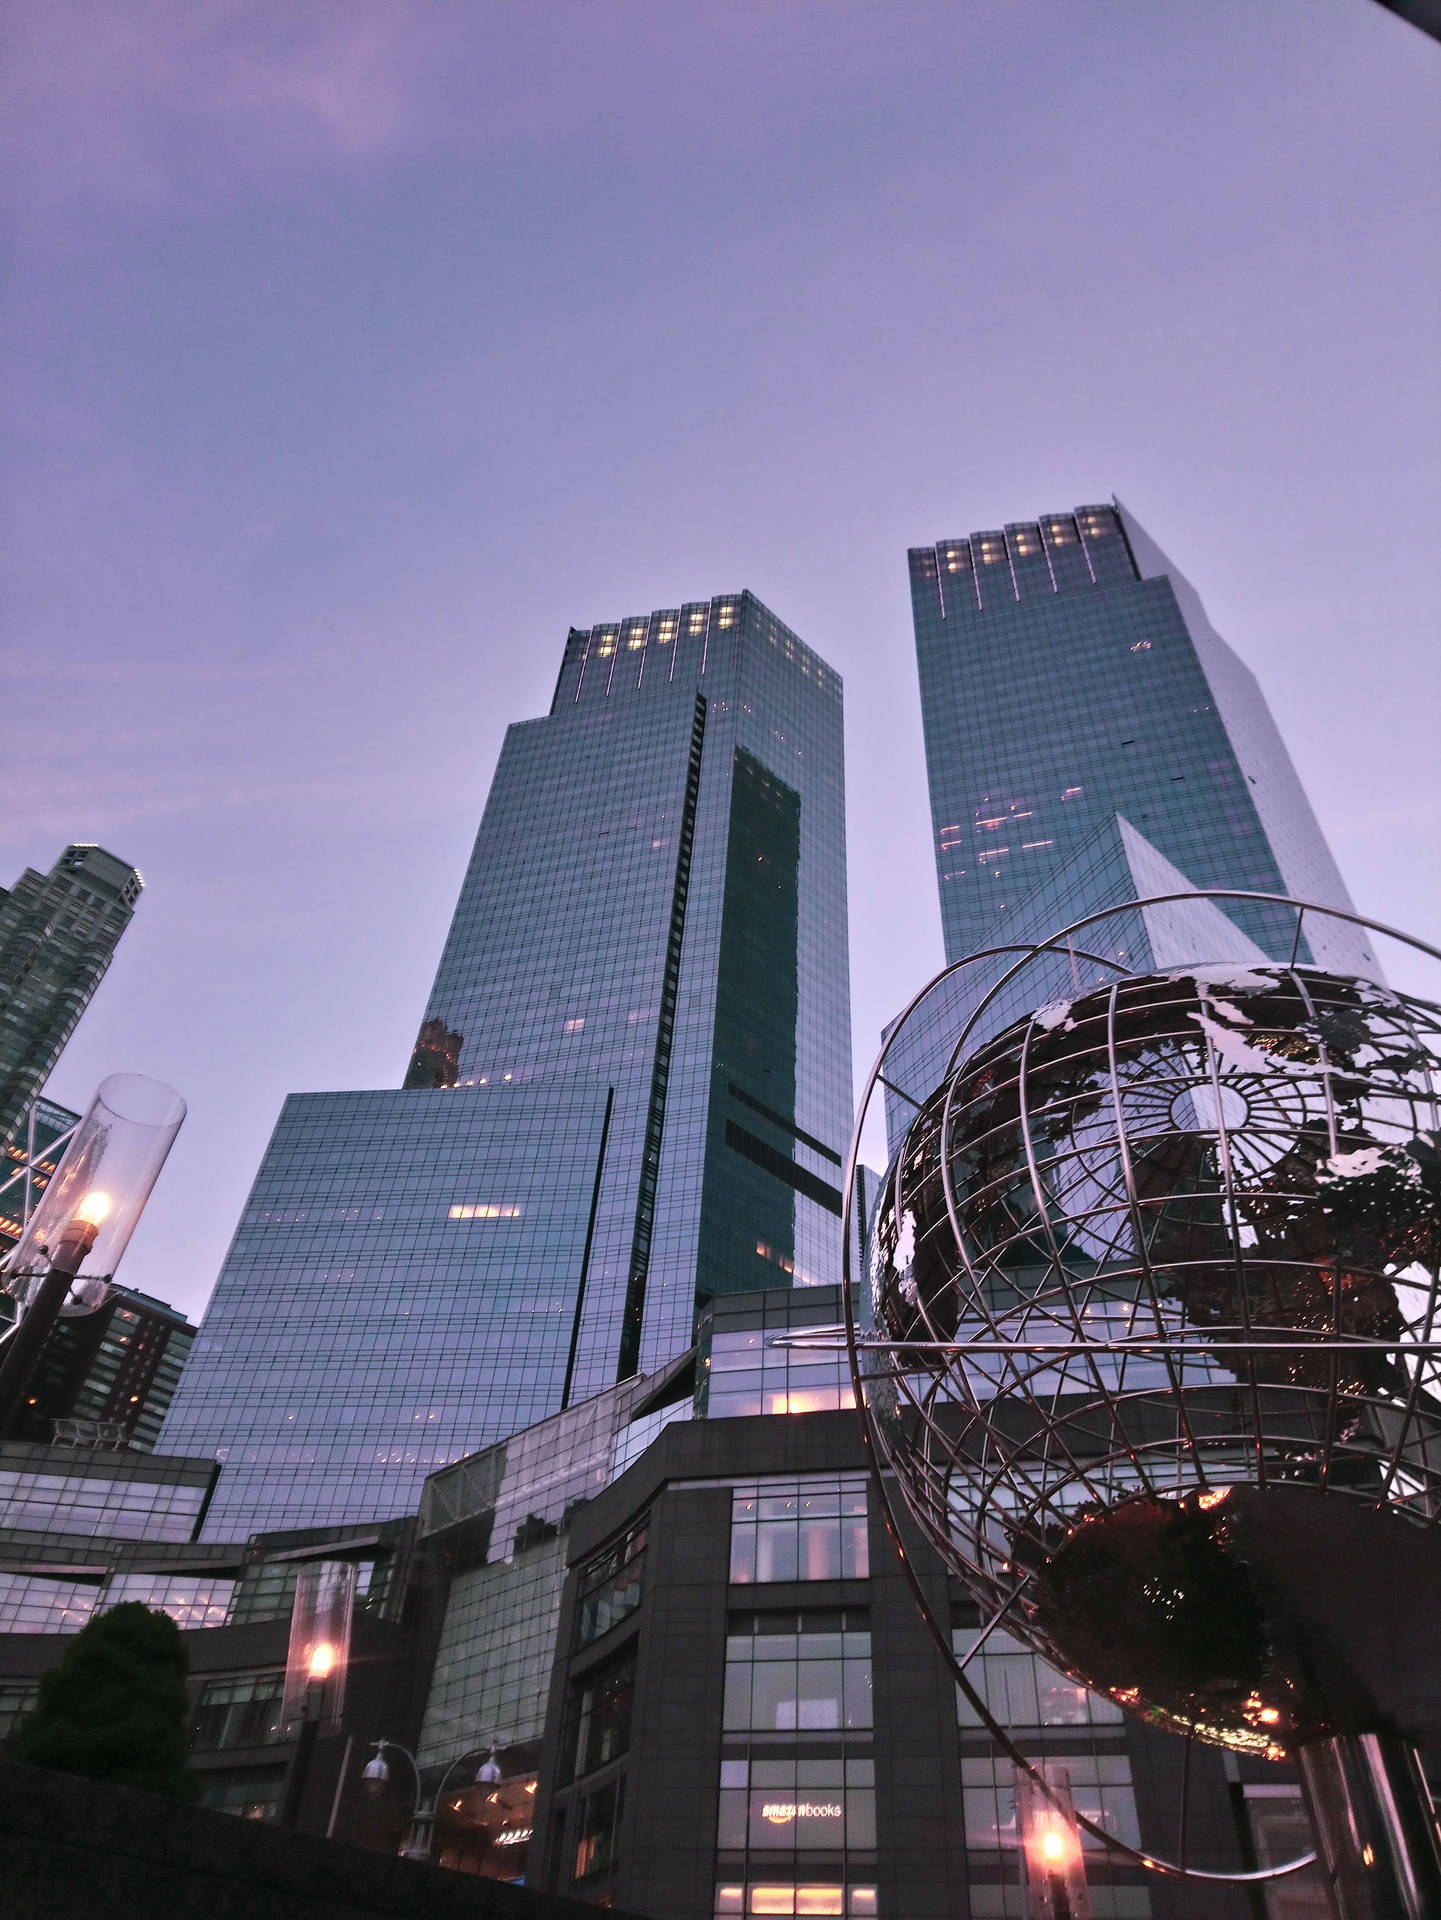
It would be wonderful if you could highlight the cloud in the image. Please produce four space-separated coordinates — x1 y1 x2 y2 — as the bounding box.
0 0 437 215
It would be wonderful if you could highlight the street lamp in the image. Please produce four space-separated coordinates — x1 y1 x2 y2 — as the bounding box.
1015 1765 1091 1920
362 1739 504 1861
277 1561 357 1829
0 1073 185 1433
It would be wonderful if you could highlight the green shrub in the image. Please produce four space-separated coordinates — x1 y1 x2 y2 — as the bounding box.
5 1601 197 1800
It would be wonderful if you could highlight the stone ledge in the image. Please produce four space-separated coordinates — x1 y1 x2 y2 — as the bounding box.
0 1760 642 1919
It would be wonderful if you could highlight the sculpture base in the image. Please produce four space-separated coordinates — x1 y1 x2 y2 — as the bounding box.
1296 1734 1441 1920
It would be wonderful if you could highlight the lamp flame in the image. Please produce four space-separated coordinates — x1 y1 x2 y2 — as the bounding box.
76 1191 112 1227
307 1641 336 1680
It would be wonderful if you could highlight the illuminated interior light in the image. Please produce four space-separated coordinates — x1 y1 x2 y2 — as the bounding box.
76 1191 112 1226
307 1642 335 1680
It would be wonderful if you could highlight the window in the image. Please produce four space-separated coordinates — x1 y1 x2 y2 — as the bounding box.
104 1573 236 1630
0 1571 101 1634
1243 1788 1331 1918
448 1203 522 1220
0 1680 39 1742
195 1763 286 1821
725 1612 871 1732
952 1627 1122 1728
191 1671 287 1751
960 1754 1139 1852
715 1884 878 1916
718 1758 875 1852
576 1516 647 1646
729 1478 868 1584
573 1774 625 1882
706 1329 854 1418
0 1468 207 1542
561 1643 636 1782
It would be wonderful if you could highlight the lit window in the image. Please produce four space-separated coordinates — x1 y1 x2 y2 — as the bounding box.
953 1627 1121 1730
564 1018 585 1033
725 1611 871 1731
448 1204 522 1220
718 1757 875 1853
961 1752 1138 1852
729 1477 868 1583
707 1326 853 1416
715 1886 877 1916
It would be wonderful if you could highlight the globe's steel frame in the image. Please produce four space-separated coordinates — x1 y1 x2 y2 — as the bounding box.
827 892 1441 1886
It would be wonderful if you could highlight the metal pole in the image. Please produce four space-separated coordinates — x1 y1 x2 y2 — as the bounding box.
325 1733 354 1840
277 1692 322 1830
0 1263 75 1434
1296 1734 1441 1920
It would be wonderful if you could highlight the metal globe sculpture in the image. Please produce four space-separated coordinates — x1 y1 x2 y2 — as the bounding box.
839 894 1441 1894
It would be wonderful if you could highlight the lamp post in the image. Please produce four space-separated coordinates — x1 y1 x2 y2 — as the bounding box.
277 1560 357 1830
276 1639 337 1829
362 1739 502 1862
0 1074 185 1434
1015 1765 1092 1920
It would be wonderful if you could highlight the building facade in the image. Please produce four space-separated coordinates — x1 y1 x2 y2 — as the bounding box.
0 1283 196 1450
0 1096 79 1257
0 1293 1346 1914
0 846 142 1146
159 592 851 1538
907 501 1374 979
886 501 1379 1144
528 1291 1333 1920
0 1437 422 1834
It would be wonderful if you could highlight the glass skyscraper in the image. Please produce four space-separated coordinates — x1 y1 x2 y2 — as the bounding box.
886 499 1378 1130
0 846 142 1147
160 592 851 1537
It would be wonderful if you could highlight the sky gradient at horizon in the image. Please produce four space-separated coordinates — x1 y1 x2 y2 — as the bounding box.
2 0 1437 1322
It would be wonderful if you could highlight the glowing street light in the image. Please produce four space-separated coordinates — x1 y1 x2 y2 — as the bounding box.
1015 1765 1092 1920
276 1562 357 1830
0 1073 184 1434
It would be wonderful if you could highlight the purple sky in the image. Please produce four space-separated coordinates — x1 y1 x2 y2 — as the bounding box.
2 1 1437 1324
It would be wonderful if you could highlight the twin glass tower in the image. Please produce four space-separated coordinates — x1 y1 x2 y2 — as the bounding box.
161 593 852 1536
161 504 1368 1540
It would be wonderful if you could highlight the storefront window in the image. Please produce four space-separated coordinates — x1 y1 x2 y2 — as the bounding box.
718 1757 875 1852
715 1884 878 1916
